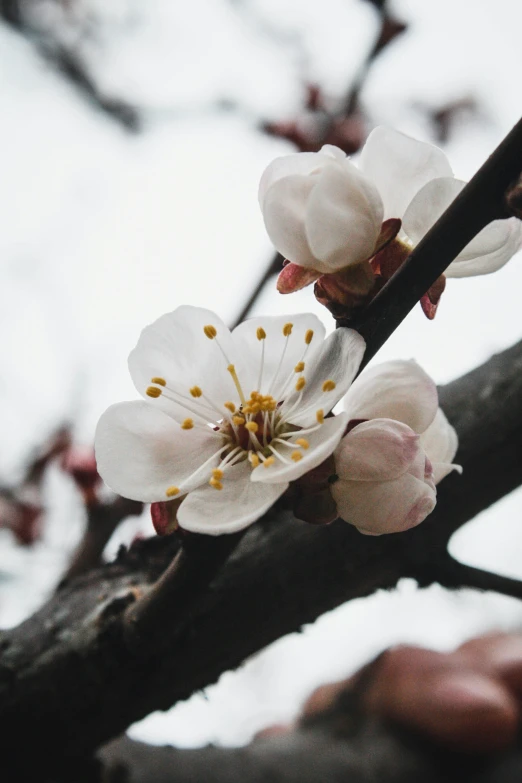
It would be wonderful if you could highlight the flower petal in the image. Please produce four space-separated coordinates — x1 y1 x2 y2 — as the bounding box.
304 161 384 271
359 126 453 219
95 401 221 502
421 408 457 464
404 178 522 276
446 218 522 277
262 174 322 268
403 177 463 244
331 453 436 535
283 328 366 427
128 305 255 422
177 461 288 535
232 313 325 400
335 418 420 481
431 461 462 484
258 148 344 207
343 359 438 434
252 412 349 484
420 408 461 483
320 144 347 160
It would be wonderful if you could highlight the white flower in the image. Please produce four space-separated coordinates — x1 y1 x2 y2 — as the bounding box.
259 144 384 274
330 360 460 536
95 306 365 535
260 127 522 278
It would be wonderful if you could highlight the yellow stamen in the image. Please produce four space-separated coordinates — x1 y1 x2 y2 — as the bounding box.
305 329 314 345
151 377 166 386
212 468 224 480
283 323 293 337
295 438 310 449
316 409 324 424
294 361 305 373
224 401 236 413
243 391 277 414
166 486 180 497
233 415 245 426
146 386 162 398
322 380 336 392
250 453 260 468
291 451 303 462
295 377 306 392
245 421 258 433
181 418 194 430
210 478 223 490
227 364 246 405
190 385 203 398
203 325 217 339
263 456 276 468
256 327 266 340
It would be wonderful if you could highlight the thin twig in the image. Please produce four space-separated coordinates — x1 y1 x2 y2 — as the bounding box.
0 4 139 131
413 553 522 602
348 116 522 369
231 253 283 329
341 1 405 117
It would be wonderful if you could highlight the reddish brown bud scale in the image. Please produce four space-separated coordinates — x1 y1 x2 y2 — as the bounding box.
151 499 183 536
277 262 321 294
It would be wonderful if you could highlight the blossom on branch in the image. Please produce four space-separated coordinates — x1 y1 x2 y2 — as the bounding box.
259 143 385 277
331 360 460 535
260 127 522 312
95 306 365 535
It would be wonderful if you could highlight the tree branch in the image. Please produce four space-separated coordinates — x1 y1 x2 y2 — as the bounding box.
123 530 245 648
1 336 522 772
419 555 522 602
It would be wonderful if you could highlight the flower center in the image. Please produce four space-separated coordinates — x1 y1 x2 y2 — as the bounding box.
145 320 336 496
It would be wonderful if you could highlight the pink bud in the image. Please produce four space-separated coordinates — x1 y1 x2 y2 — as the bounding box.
332 426 437 535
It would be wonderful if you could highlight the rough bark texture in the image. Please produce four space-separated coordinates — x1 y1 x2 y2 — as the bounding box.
1 338 522 775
